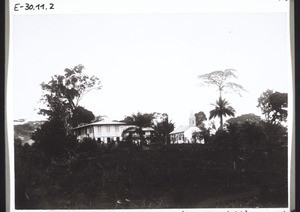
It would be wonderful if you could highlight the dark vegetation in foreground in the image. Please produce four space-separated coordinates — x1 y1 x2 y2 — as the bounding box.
14 66 289 209
15 122 288 209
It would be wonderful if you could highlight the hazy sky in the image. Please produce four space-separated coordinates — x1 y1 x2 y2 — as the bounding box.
12 12 290 127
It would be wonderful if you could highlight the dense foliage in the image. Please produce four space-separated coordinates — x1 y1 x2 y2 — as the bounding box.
15 68 288 209
194 111 207 128
31 66 99 158
122 112 175 145
257 90 288 124
123 112 156 128
69 106 95 127
39 64 101 130
31 119 68 158
153 113 175 145
227 113 261 125
15 118 288 209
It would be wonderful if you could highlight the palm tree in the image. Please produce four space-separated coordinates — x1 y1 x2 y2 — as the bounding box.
209 97 235 130
122 112 155 145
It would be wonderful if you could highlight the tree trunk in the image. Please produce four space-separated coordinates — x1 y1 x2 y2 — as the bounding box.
220 115 223 130
138 128 145 145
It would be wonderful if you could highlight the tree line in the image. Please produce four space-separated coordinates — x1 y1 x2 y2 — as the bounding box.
14 65 288 208
20 65 288 158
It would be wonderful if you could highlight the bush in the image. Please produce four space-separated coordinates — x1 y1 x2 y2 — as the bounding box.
210 129 231 147
31 119 67 158
77 138 100 153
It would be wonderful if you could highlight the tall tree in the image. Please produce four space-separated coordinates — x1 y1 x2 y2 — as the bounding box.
257 90 288 124
209 97 235 130
39 64 101 130
153 113 175 145
198 69 245 99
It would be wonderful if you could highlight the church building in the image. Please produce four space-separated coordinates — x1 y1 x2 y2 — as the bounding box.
169 112 204 144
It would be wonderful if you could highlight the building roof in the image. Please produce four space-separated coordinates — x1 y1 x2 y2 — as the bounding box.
142 127 155 131
72 120 127 129
123 126 155 132
170 125 191 134
170 125 201 135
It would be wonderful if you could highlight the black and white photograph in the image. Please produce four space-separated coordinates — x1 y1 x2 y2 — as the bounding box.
9 0 293 211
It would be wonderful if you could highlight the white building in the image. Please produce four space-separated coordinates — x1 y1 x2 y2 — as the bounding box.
169 112 204 144
71 120 156 144
72 120 131 143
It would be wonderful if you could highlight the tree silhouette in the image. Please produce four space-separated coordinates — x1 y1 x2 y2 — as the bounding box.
39 64 101 130
227 113 261 125
31 118 67 158
153 113 174 145
198 69 245 99
69 106 95 127
257 90 288 124
194 111 207 128
209 97 235 130
123 112 155 145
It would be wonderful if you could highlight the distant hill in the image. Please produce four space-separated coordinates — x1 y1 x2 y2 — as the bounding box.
14 120 45 145
14 119 26 123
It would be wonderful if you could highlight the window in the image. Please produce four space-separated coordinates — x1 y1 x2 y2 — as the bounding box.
107 126 110 132
115 126 119 132
98 126 101 132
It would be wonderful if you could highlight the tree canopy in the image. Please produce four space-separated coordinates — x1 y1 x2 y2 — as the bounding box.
31 119 68 157
198 69 245 98
194 111 207 128
69 106 95 127
123 112 155 128
122 112 175 145
227 113 261 125
39 64 101 129
33 65 100 157
122 112 156 145
257 90 288 124
209 97 235 130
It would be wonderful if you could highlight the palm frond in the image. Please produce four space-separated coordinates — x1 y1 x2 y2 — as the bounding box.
209 98 235 124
